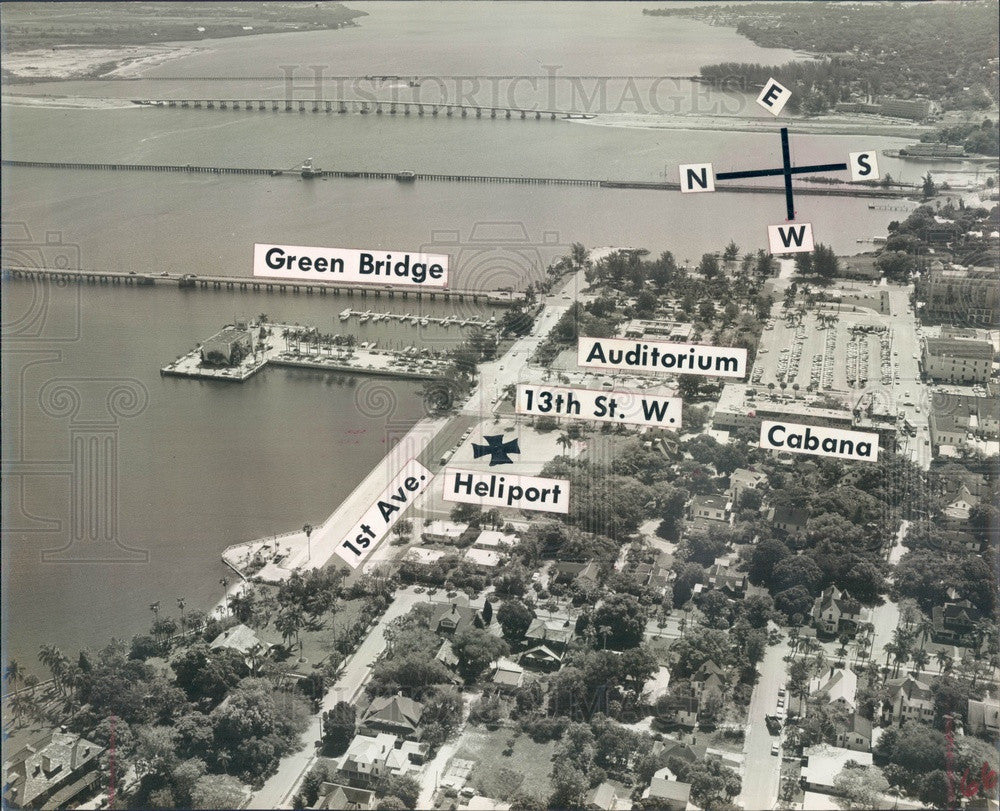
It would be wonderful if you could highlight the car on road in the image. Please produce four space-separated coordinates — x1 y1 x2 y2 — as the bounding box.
778 689 787 699
771 744 780 757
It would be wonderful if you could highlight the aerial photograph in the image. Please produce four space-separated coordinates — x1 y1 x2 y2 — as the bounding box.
1 1 998 809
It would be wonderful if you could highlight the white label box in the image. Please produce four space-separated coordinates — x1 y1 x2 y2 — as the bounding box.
517 383 681 428
578 337 747 379
443 468 569 514
254 243 449 287
760 420 879 462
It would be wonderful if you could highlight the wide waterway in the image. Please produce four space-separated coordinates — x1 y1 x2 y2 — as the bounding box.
0 1 971 671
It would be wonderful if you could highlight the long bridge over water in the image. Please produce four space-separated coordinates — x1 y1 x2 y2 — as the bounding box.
129 97 593 120
1 264 523 304
2 159 918 199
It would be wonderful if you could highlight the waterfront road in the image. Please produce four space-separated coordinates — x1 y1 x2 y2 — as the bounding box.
247 586 429 809
738 631 790 811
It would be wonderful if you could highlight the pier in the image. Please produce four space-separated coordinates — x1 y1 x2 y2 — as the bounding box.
339 308 494 329
1 261 523 304
128 97 592 120
1 159 918 199
161 321 455 383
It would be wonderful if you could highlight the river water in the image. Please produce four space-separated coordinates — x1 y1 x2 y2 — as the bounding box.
0 1 968 670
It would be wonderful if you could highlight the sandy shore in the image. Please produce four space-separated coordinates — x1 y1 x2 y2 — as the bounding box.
569 112 928 138
3 43 199 81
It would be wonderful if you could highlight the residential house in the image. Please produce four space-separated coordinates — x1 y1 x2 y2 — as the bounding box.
551 560 601 587
310 782 376 810
932 599 983 644
707 556 748 597
688 494 730 523
520 644 565 671
358 694 424 740
404 547 449 566
768 504 809 535
436 639 460 671
210 623 272 669
463 546 501 570
422 520 469 545
811 586 865 636
810 668 858 712
431 602 484 636
834 713 873 752
490 658 526 693
660 695 699 728
967 696 1000 738
644 767 694 811
584 781 631 811
729 468 768 506
691 660 726 700
472 530 518 550
883 676 935 725
801 745 873 795
337 733 426 787
525 617 574 648
2 731 104 810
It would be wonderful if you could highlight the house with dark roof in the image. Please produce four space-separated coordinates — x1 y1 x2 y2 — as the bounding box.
431 602 483 636
2 731 104 810
359 695 424 740
932 599 983 644
520 644 565 672
883 675 935 725
707 559 747 597
551 560 601 586
525 617 574 648
811 586 865 636
834 712 873 752
310 782 376 810
768 504 809 535
691 661 726 699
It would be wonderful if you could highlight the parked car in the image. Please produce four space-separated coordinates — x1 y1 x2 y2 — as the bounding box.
771 744 780 757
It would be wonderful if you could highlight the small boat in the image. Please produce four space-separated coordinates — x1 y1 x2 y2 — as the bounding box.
419 317 429 326
339 308 351 321
360 310 373 323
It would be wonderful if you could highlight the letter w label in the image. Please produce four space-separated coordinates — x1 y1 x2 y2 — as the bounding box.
767 222 814 254
679 163 715 193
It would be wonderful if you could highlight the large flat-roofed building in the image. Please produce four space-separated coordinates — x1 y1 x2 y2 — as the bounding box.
201 325 255 366
618 318 695 342
713 384 854 434
922 337 993 384
877 97 936 120
917 268 999 325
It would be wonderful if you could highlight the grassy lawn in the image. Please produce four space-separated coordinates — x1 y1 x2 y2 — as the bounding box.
454 725 557 803
255 597 365 675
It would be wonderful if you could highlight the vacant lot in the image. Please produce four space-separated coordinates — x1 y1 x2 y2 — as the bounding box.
454 725 558 803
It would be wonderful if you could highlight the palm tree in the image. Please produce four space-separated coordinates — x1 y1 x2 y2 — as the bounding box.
177 597 187 635
276 608 305 662
911 648 930 676
4 659 23 692
246 642 268 677
936 649 953 673
598 625 612 650
303 524 314 562
38 645 66 694
915 616 934 652
557 434 573 455
787 627 800 656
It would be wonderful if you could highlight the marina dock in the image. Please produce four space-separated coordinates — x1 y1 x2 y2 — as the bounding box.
338 307 494 329
160 321 454 383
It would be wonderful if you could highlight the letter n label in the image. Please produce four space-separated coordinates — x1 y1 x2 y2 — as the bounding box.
679 163 715 193
767 222 814 254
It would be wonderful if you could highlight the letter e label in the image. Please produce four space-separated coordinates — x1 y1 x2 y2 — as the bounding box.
756 78 791 116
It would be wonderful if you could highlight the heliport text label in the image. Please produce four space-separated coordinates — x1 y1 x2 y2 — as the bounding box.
253 243 449 287
443 468 569 514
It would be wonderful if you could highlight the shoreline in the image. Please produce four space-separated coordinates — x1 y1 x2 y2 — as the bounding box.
2 44 203 83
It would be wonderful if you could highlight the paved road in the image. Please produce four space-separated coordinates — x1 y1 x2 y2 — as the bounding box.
247 586 428 809
738 633 790 811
